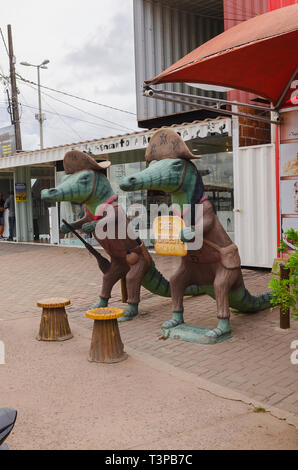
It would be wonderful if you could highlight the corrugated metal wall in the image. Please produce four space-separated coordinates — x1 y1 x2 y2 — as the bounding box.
133 0 224 122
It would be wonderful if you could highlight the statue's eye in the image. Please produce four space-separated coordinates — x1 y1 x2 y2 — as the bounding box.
80 175 90 182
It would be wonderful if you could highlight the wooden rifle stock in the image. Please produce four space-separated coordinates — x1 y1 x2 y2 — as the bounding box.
61 219 111 274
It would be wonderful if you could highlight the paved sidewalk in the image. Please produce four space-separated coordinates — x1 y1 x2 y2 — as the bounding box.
2 315 298 449
1 242 298 426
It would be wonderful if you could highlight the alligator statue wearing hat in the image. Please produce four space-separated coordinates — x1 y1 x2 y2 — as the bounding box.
41 149 205 321
120 128 272 342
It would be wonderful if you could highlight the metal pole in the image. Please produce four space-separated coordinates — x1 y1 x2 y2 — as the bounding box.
148 87 276 112
7 24 22 151
280 263 290 329
37 66 44 149
146 92 280 125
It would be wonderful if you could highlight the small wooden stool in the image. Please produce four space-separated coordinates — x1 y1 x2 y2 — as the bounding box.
36 298 73 341
86 307 128 363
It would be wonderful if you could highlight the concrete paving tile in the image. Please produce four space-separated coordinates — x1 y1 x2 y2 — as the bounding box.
1 243 297 425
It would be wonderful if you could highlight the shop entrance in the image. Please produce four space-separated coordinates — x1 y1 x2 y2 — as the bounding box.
233 144 276 267
30 167 55 242
0 172 14 239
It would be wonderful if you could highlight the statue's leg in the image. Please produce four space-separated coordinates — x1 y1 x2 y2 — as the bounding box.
205 269 232 338
118 257 149 322
90 259 128 309
162 266 189 329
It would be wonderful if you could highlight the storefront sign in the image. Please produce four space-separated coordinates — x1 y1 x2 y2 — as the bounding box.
279 79 298 251
280 71 298 142
0 118 232 170
15 183 27 202
83 119 232 156
280 110 298 143
0 125 16 158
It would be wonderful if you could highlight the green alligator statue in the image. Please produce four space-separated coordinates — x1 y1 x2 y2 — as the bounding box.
41 150 204 322
120 128 272 340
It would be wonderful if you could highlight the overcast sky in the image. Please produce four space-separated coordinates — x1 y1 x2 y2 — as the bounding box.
0 0 139 151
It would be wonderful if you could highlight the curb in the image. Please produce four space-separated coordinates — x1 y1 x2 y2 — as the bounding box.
124 344 298 430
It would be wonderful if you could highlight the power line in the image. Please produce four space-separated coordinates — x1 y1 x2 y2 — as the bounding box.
35 85 135 132
0 71 137 133
0 28 9 56
7 25 22 150
21 118 82 141
15 72 136 116
19 101 131 133
19 88 83 141
18 81 135 133
41 94 83 141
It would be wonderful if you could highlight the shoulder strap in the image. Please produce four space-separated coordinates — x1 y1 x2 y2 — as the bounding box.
203 239 237 254
203 238 222 252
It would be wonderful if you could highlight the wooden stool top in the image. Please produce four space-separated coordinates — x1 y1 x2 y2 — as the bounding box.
37 298 71 308
86 307 124 320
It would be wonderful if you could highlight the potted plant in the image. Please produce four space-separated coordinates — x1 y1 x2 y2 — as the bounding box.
268 229 298 329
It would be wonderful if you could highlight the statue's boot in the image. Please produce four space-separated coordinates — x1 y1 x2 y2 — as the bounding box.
89 297 109 309
204 319 231 340
162 311 184 329
118 303 139 322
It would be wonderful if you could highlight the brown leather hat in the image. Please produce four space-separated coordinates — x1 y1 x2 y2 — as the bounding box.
64 150 111 174
145 128 201 163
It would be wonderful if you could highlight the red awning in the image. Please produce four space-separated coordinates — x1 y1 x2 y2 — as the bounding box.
146 4 298 106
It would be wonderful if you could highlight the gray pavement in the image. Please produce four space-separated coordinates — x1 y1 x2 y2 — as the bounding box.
0 242 298 449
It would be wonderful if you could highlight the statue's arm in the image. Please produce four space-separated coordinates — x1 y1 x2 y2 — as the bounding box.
202 203 216 235
180 202 215 242
61 212 93 234
71 213 93 230
82 206 118 236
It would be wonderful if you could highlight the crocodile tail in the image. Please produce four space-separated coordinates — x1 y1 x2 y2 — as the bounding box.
184 284 206 296
141 263 205 298
229 283 272 313
141 263 171 297
142 269 271 312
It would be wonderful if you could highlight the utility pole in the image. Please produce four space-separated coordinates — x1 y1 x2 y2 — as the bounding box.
20 59 49 149
37 65 44 149
6 89 13 124
7 24 22 151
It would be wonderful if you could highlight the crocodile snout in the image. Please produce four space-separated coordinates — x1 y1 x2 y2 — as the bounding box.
120 176 138 191
41 188 58 200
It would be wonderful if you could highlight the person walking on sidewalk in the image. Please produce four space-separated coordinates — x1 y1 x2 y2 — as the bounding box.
0 192 5 239
4 191 15 241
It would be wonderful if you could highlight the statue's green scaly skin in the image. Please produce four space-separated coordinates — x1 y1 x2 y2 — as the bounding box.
120 158 272 338
41 169 204 319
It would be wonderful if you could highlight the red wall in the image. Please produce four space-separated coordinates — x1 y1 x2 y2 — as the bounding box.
223 0 298 103
223 0 268 104
224 0 268 30
268 0 298 10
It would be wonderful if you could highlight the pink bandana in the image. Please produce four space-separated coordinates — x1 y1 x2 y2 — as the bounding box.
85 195 118 221
171 195 208 218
